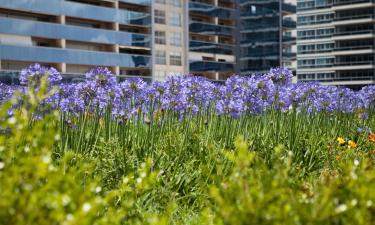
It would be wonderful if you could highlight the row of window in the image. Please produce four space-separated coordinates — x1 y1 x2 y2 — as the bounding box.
298 57 334 67
155 50 182 66
297 0 333 10
154 10 182 27
298 73 335 80
155 0 182 7
154 31 182 46
297 28 334 39
297 43 334 53
297 13 333 26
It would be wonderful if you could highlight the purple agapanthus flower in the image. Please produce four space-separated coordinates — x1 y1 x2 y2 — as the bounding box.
19 63 62 87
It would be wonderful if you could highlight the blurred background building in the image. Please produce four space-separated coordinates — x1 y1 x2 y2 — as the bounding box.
0 0 297 83
238 0 297 75
296 0 375 87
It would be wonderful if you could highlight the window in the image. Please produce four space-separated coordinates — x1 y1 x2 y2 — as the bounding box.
170 32 181 46
155 31 166 45
168 0 181 7
169 12 181 27
170 52 182 66
155 50 166 65
154 10 166 24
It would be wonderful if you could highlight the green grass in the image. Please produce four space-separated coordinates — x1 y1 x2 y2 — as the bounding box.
1 85 375 225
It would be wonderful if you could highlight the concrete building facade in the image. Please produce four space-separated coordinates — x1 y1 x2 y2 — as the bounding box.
296 0 375 86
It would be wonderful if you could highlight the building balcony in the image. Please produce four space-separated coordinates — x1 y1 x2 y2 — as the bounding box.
189 60 235 72
282 3 296 14
282 36 296 44
0 44 151 68
334 30 375 36
119 0 151 5
189 2 234 19
282 20 296 30
0 17 151 48
0 0 151 25
333 0 374 6
283 52 296 58
335 61 374 66
0 70 153 85
189 41 234 55
189 21 234 36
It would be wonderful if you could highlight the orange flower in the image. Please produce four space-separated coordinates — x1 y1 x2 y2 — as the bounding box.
336 155 341 161
369 133 375 143
348 140 357 149
372 149 375 154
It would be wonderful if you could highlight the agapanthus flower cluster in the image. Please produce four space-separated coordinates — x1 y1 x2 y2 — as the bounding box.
19 63 62 87
0 65 374 120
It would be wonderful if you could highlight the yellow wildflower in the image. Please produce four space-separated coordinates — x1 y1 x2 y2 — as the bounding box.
337 137 345 145
348 140 357 149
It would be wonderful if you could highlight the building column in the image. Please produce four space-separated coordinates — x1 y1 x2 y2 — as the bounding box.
57 15 67 73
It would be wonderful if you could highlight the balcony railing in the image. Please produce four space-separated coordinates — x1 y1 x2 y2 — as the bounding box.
0 45 151 68
189 21 234 36
334 30 375 36
189 41 234 55
333 0 374 6
189 1 234 19
334 14 374 21
189 60 235 72
335 61 374 66
0 70 153 85
282 20 296 29
334 45 374 51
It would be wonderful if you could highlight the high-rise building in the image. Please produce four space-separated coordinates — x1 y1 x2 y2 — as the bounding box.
188 0 237 80
0 0 153 83
0 0 297 83
151 0 189 81
296 0 375 86
238 0 297 75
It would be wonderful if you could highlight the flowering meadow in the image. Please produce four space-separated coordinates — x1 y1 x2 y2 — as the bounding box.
0 64 375 224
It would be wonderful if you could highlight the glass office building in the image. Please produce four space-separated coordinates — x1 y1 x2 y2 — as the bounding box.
296 0 375 86
239 0 297 75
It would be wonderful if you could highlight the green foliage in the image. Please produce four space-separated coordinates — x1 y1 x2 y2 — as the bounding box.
0 80 165 225
204 137 375 225
1 74 375 224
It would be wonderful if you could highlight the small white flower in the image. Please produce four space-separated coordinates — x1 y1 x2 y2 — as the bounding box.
351 199 358 206
354 159 359 166
367 200 373 207
66 214 73 221
136 177 142 183
8 117 16 125
95 186 102 193
42 155 51 164
335 204 347 213
82 203 91 212
62 195 71 206
24 146 30 153
140 172 147 178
